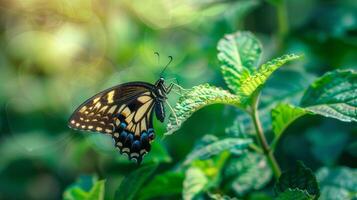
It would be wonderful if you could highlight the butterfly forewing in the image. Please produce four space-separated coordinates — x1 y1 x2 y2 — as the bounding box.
68 82 157 164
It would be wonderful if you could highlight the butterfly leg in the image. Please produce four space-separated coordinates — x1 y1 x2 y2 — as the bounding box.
165 83 174 93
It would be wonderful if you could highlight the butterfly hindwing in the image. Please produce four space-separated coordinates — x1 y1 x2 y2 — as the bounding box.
68 82 157 164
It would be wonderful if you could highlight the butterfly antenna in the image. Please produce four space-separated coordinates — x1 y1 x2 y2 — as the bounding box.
160 56 173 77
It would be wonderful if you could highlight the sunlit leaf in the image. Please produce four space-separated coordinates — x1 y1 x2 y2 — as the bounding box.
224 152 272 196
63 175 105 200
301 69 357 122
166 84 240 135
316 167 357 200
276 189 313 200
137 172 184 200
239 54 302 100
218 31 262 94
271 103 308 144
183 167 208 200
218 31 262 72
183 137 252 166
275 162 320 199
115 164 158 200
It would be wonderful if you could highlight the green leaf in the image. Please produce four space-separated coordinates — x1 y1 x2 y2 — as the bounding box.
275 162 320 199
183 137 252 166
183 167 208 200
137 172 184 200
224 152 272 196
115 164 158 200
166 84 240 135
301 69 357 122
316 167 357 200
239 54 302 100
63 175 105 200
217 31 262 72
217 31 262 94
276 189 313 200
271 103 308 147
221 65 242 93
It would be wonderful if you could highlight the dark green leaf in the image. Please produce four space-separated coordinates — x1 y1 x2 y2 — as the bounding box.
301 69 357 122
275 162 320 199
115 164 158 200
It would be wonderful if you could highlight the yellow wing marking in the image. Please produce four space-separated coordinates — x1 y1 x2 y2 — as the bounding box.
79 106 87 113
93 97 100 104
107 90 115 103
121 107 131 117
134 100 153 122
137 95 152 103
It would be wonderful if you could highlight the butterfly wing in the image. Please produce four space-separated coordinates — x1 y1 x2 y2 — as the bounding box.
68 82 157 164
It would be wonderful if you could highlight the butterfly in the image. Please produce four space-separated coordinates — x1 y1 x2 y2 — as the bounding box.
68 55 175 164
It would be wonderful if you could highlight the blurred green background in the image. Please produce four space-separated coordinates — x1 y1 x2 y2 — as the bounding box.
0 0 356 199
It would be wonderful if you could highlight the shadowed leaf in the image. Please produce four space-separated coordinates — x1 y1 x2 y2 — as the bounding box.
275 162 320 199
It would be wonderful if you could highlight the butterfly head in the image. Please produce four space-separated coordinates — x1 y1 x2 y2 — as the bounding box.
154 77 168 101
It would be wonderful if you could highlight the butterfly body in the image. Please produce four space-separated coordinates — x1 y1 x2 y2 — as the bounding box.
68 78 172 164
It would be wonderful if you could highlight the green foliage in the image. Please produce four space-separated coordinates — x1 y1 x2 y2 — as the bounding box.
115 164 158 200
183 167 209 200
166 84 240 135
301 70 357 122
183 137 252 165
275 162 320 199
224 152 272 196
1 2 356 198
63 176 105 200
271 103 308 148
316 167 357 200
137 172 185 200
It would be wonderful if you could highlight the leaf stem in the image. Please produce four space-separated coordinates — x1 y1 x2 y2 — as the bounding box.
251 92 281 179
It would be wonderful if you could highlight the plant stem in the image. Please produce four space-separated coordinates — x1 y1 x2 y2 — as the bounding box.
251 93 281 179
